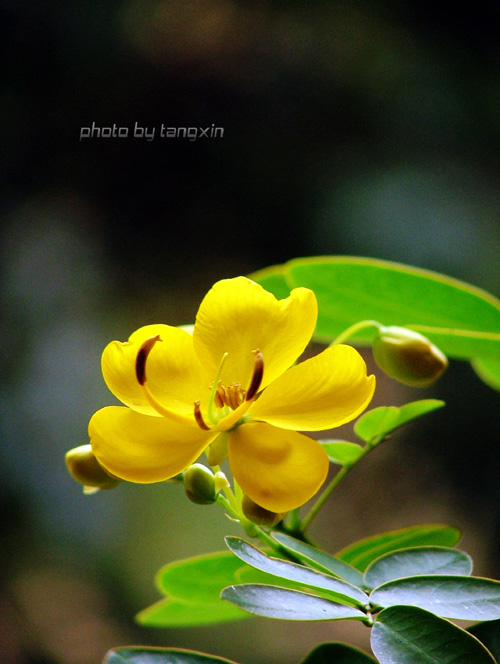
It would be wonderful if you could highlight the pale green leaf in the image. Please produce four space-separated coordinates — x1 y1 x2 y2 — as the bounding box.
271 532 364 588
221 584 366 621
370 575 500 621
336 524 461 572
319 440 364 465
364 546 473 589
371 606 496 663
353 400 445 444
225 536 368 607
155 551 248 602
136 597 248 627
140 551 265 627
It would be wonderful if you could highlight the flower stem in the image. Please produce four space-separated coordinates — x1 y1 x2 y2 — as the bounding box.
300 443 374 532
331 320 381 346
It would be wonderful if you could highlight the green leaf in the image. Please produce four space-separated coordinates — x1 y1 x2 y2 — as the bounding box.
136 597 248 627
103 647 238 664
364 546 473 589
299 642 377 663
225 536 369 607
251 265 291 299
371 606 496 663
138 551 273 627
155 551 249 603
353 400 445 444
221 584 366 621
271 532 364 588
319 440 364 465
336 524 461 572
251 256 500 390
468 620 500 660
370 575 500 621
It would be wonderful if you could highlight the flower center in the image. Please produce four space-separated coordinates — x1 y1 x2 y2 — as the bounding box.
135 335 264 432
196 348 264 431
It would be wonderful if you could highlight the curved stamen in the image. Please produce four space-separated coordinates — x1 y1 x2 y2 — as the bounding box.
136 335 162 385
135 335 188 424
246 349 264 401
194 400 211 431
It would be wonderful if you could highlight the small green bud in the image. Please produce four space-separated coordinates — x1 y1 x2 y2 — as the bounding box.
241 494 285 527
65 445 121 491
183 464 217 505
372 326 448 387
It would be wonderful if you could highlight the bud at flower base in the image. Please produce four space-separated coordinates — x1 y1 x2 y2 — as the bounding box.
65 444 121 490
241 494 286 527
372 326 448 387
183 463 218 505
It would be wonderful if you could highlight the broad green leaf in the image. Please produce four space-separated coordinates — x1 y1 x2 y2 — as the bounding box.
225 537 369 607
370 575 500 621
468 620 500 660
136 597 248 627
251 257 500 389
364 546 473 589
319 440 364 465
336 524 461 572
354 400 445 444
103 647 238 664
141 551 275 627
155 551 249 603
272 532 364 588
251 266 290 299
299 642 377 663
371 606 496 663
145 549 308 626
221 584 366 621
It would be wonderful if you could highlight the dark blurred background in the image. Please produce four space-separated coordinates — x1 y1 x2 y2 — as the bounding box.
1 1 499 662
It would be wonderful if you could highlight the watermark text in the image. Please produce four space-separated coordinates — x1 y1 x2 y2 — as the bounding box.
79 122 224 142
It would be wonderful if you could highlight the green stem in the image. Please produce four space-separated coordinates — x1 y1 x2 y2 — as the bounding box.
216 493 241 520
300 441 376 532
254 526 282 551
331 320 381 346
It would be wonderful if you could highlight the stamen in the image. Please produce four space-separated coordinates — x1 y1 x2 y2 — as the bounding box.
194 401 211 431
214 383 225 408
246 349 264 401
135 335 162 385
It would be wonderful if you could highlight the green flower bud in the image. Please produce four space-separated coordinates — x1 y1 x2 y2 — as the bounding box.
241 494 286 527
183 464 217 505
372 326 448 387
65 445 121 491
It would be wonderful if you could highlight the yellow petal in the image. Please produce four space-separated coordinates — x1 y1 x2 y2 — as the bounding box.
89 406 215 482
102 324 210 417
249 344 375 431
193 277 317 391
228 422 329 512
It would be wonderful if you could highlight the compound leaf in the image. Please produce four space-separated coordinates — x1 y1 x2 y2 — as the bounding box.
336 525 461 572
371 605 496 663
364 546 473 589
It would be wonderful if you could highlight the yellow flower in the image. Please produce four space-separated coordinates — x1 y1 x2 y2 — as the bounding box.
88 277 375 512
